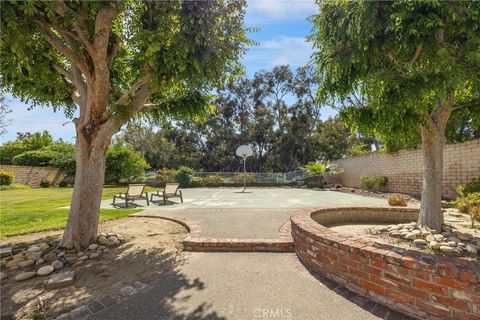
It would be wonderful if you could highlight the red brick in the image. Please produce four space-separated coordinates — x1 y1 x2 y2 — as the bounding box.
396 302 427 319
416 299 452 318
384 289 413 304
453 310 480 320
397 284 430 300
412 279 448 296
459 270 478 283
371 258 397 273
359 264 382 276
359 279 385 294
401 256 420 270
383 272 411 286
348 266 370 280
431 294 470 312
433 275 469 290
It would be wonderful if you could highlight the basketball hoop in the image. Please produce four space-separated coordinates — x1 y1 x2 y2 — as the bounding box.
236 145 253 192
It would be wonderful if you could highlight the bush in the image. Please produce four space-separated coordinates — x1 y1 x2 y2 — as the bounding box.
58 180 69 187
360 175 388 191
175 166 195 187
452 186 480 227
464 178 480 195
39 179 50 188
0 171 15 185
105 144 150 185
234 173 255 184
203 175 225 184
12 149 58 167
0 183 31 190
388 195 407 207
156 168 178 183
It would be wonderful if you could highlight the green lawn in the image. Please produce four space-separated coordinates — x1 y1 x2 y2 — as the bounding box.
0 187 154 238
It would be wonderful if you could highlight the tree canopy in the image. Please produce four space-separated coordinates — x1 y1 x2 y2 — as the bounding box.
310 0 480 145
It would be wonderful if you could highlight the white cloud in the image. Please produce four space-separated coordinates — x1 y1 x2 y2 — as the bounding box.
246 0 317 22
243 36 312 70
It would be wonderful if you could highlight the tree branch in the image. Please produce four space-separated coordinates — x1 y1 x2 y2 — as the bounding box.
387 51 407 77
114 74 151 107
409 43 423 65
109 36 121 69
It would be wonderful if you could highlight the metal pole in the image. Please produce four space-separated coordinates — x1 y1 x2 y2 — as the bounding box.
242 156 246 192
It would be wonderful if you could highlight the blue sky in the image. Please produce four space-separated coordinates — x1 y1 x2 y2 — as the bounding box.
1 0 336 144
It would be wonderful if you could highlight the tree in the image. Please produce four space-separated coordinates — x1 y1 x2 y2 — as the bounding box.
310 1 480 230
1 1 250 249
302 161 344 188
105 143 150 185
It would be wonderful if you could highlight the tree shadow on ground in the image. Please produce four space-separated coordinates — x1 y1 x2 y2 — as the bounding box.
1 218 220 320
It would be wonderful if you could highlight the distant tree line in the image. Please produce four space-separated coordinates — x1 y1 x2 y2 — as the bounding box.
119 64 479 173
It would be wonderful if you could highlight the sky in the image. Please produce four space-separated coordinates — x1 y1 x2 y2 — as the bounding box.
1 0 336 144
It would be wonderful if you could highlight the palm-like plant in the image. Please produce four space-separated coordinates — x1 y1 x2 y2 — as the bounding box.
302 161 344 188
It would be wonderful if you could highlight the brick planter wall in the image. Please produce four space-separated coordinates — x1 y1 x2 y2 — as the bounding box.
291 207 480 320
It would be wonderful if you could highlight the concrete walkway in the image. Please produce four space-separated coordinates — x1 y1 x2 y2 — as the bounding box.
104 188 387 239
89 253 410 320
86 189 410 320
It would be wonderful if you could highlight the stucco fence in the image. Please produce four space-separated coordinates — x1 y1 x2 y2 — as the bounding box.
326 139 480 199
0 165 67 187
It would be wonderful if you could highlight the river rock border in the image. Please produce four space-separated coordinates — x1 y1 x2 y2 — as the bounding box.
291 207 480 320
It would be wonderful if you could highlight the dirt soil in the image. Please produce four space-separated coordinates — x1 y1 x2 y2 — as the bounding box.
0 217 188 320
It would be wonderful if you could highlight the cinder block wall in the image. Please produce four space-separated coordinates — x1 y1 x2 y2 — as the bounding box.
0 165 67 186
326 139 480 199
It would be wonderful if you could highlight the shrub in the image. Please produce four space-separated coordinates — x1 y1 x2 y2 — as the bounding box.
39 179 51 188
388 195 407 207
234 173 255 184
464 178 480 195
452 186 480 227
156 168 177 183
105 144 150 185
0 171 15 185
175 166 195 187
0 183 31 190
203 175 225 184
360 175 388 191
58 180 69 187
12 149 58 167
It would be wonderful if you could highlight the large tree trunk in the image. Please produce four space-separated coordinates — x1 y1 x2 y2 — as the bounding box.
60 131 110 250
418 104 451 231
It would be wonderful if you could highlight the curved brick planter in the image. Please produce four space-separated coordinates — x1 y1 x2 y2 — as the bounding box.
291 207 480 320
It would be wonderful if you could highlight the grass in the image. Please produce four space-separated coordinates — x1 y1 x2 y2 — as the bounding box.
0 186 155 238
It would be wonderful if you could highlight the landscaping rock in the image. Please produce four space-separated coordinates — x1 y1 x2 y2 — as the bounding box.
0 272 7 280
429 241 439 249
35 258 45 266
88 244 99 251
439 246 454 254
46 271 76 290
98 236 109 245
77 251 84 257
57 251 66 258
466 244 478 257
448 241 457 247
433 234 444 241
27 246 41 253
0 247 12 258
26 252 42 261
37 265 54 276
414 239 427 247
38 243 49 251
89 252 100 259
426 235 436 242
78 255 88 261
6 258 25 269
52 260 64 270
14 271 36 281
43 252 56 263
405 232 417 240
19 260 35 268
72 260 84 267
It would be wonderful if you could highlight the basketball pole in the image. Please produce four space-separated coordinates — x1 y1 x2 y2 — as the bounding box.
242 155 246 193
